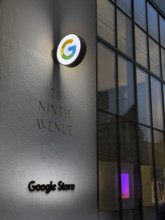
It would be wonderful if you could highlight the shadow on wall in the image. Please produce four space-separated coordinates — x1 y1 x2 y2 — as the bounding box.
48 0 61 89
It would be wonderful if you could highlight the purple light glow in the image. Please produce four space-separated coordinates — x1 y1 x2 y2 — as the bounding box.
121 173 130 199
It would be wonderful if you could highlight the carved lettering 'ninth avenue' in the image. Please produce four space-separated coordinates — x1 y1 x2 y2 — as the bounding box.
34 101 73 136
38 101 70 119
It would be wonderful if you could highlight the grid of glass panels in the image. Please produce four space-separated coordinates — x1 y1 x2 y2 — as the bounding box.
97 0 165 219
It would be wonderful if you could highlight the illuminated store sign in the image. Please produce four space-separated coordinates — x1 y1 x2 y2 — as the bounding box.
55 34 86 67
28 181 75 194
121 173 130 199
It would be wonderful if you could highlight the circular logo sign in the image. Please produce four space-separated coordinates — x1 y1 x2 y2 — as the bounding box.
56 34 86 67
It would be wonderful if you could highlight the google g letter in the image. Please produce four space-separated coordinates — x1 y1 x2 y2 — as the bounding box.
53 34 86 67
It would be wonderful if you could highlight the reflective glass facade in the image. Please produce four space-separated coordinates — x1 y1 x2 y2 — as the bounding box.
97 0 165 219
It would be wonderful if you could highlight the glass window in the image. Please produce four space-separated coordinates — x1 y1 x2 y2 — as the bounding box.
159 16 165 48
98 112 119 219
134 0 146 30
117 0 131 17
149 38 160 77
98 43 117 114
120 119 137 167
139 126 156 220
97 0 115 45
135 25 148 68
119 119 140 220
117 10 132 57
161 48 165 81
151 77 164 130
154 131 165 207
118 55 135 119
147 3 158 41
136 67 151 126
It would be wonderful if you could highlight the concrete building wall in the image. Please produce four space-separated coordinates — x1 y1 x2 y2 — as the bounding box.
0 0 97 219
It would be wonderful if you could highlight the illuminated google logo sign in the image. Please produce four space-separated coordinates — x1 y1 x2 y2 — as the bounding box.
56 34 86 67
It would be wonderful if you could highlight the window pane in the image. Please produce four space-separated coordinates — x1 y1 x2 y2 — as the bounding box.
120 119 137 166
117 10 132 57
139 126 156 220
136 67 151 126
119 119 140 220
98 112 119 220
118 56 135 119
134 0 146 30
149 38 160 77
97 0 115 45
159 16 165 48
117 0 131 17
135 26 148 68
151 77 164 130
98 43 117 114
154 131 165 207
161 48 165 81
147 3 158 41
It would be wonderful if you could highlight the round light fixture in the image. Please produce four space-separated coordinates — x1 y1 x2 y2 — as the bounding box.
52 34 86 67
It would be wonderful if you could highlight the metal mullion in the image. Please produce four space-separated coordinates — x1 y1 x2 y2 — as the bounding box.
146 0 150 71
99 104 165 134
98 36 165 85
138 121 164 133
146 3 159 46
148 34 159 44
146 0 158 215
99 107 165 132
148 33 159 45
115 1 122 219
158 12 165 132
162 83 165 131
116 4 132 20
132 0 136 62
98 108 141 124
149 74 158 215
151 128 158 215
135 22 147 35
136 62 164 82
98 36 135 63
132 0 143 219
97 109 136 122
97 109 117 117
134 22 147 35
97 109 136 123
146 1 165 48
108 0 115 5
137 121 153 129
159 17 165 212
148 0 165 19
150 126 164 133
116 110 122 220
160 44 165 51
97 36 117 53
147 66 163 82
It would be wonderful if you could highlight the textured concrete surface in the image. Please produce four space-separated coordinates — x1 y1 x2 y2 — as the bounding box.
0 0 97 219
